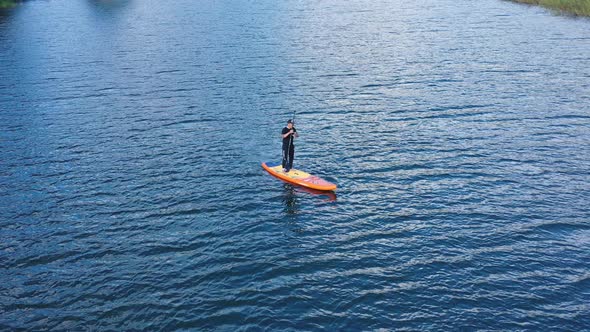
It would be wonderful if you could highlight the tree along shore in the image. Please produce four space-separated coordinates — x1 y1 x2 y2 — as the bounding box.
510 0 590 16
0 0 18 9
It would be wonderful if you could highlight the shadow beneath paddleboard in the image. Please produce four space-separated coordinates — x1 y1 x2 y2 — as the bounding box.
281 183 337 215
294 186 337 202
282 184 299 216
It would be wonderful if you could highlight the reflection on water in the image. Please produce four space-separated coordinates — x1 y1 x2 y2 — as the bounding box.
295 185 337 202
87 0 131 9
281 183 337 215
282 183 299 215
86 0 132 18
0 3 18 23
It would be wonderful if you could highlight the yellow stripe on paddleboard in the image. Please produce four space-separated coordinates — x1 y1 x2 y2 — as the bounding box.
268 165 311 179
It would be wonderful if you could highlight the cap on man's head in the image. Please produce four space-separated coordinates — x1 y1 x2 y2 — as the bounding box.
287 119 293 124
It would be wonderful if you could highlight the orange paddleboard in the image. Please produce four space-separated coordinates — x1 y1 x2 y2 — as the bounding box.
262 162 337 191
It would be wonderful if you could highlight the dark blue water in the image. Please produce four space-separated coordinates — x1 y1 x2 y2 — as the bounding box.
1 0 590 330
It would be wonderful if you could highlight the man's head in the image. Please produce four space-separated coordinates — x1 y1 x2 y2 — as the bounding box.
287 119 293 129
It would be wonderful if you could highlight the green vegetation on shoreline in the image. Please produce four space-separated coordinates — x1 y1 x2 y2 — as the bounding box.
509 0 590 16
0 0 18 9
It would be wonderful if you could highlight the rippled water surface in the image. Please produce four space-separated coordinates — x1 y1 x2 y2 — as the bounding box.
1 0 590 330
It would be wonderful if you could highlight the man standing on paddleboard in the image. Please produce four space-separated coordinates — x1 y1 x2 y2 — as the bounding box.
282 119 298 172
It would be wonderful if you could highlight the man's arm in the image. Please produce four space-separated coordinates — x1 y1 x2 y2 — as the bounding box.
282 129 294 138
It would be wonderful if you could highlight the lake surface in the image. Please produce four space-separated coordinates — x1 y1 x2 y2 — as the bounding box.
1 0 589 330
